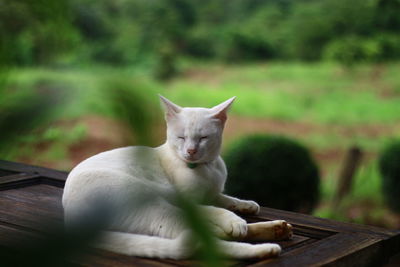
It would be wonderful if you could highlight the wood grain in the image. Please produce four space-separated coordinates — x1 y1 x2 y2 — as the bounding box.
0 159 399 266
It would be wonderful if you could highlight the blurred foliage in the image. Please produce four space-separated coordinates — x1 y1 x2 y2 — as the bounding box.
1 0 399 71
102 77 161 145
324 34 400 66
0 82 71 155
225 135 320 213
379 141 400 213
1 199 112 267
0 0 79 67
0 0 75 158
174 192 225 266
0 0 399 236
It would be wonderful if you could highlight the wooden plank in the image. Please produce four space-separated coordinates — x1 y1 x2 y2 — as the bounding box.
0 193 62 219
0 186 318 266
0 169 17 177
21 183 64 197
0 159 67 181
77 235 314 266
0 220 177 267
0 222 42 248
251 207 400 239
1 200 398 267
0 196 62 232
0 185 62 210
249 232 384 266
274 235 314 252
0 174 65 190
0 159 66 189
0 222 84 267
291 224 335 239
0 173 41 191
78 249 179 267
0 173 41 184
0 160 399 266
1 184 63 212
40 176 67 188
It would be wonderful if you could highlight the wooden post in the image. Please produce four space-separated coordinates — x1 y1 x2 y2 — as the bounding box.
333 146 363 207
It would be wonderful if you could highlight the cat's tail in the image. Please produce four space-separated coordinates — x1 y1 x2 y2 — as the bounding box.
94 230 194 260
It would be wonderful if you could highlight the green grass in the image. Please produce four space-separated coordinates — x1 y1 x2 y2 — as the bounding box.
314 162 388 226
166 62 400 124
4 123 88 169
316 162 384 204
5 61 400 168
7 66 161 119
7 62 400 125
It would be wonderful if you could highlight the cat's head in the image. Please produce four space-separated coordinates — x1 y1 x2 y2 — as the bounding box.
160 95 235 164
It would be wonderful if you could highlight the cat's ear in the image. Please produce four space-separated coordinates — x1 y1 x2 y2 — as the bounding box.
210 96 236 124
159 95 182 119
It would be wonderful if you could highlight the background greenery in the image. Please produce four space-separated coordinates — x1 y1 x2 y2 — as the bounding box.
1 0 400 229
2 0 400 67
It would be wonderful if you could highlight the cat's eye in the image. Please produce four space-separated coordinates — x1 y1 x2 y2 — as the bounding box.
178 136 185 140
200 136 208 140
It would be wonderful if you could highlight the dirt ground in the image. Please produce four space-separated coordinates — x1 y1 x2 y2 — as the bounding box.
25 114 400 173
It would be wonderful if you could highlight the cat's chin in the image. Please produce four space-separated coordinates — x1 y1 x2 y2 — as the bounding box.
183 158 200 164
182 156 203 164
183 158 213 165
181 154 218 164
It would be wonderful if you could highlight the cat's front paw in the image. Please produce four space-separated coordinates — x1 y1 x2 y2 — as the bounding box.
235 200 260 215
211 211 248 239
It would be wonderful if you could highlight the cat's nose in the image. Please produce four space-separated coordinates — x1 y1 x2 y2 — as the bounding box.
187 148 197 155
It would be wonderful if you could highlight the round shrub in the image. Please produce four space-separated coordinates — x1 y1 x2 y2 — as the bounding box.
224 135 320 213
379 141 400 213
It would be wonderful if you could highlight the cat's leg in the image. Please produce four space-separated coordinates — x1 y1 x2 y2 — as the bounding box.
95 198 197 259
200 205 248 239
215 195 293 241
96 200 284 259
216 194 260 215
96 230 281 260
95 230 194 259
217 239 281 259
117 197 187 239
243 220 293 241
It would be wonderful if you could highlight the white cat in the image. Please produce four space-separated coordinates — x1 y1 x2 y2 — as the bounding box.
62 96 292 260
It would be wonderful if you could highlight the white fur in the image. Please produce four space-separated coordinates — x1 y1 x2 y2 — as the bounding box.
62 96 280 259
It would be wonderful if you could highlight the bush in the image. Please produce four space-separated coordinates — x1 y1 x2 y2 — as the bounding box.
323 35 382 66
224 135 320 213
378 141 400 213
185 26 218 58
375 33 400 60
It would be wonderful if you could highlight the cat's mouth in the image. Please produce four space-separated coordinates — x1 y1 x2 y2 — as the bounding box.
183 155 201 163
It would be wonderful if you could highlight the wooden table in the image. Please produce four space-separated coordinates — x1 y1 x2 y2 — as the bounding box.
1 159 399 266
